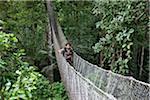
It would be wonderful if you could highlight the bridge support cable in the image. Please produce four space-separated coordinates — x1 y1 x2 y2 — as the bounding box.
46 1 117 99
52 25 116 100
46 1 150 100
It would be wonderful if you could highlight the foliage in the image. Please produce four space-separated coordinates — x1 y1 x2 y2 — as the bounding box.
0 31 21 88
50 82 68 100
0 1 49 65
93 0 149 80
0 1 68 98
54 1 149 82
2 66 50 99
93 29 133 74
54 1 99 63
2 66 67 100
0 31 68 99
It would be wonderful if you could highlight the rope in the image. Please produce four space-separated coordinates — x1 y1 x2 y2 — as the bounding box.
52 21 150 100
52 27 116 100
46 2 150 98
73 53 150 100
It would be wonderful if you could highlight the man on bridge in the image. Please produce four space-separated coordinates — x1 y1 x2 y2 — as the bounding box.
58 42 73 65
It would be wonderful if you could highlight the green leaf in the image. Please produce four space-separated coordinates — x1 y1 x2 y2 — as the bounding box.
128 28 134 34
12 37 18 42
16 70 21 75
96 21 101 28
127 42 133 49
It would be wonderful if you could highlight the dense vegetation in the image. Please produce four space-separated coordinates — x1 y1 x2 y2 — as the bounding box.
0 31 67 99
54 1 99 64
93 0 149 81
0 1 49 67
55 0 149 82
0 0 149 99
0 1 67 99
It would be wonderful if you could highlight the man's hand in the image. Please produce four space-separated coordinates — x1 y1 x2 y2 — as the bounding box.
58 49 63 53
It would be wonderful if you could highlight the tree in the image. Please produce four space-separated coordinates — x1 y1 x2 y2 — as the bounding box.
0 1 49 67
0 28 67 100
54 1 99 63
92 0 149 82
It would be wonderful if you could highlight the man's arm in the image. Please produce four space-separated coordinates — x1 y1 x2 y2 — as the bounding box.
58 48 64 54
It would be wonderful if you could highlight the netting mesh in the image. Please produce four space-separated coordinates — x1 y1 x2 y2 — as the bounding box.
52 27 116 100
51 21 150 100
73 53 150 100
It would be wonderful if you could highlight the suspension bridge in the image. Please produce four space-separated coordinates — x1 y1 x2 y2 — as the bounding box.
46 1 150 100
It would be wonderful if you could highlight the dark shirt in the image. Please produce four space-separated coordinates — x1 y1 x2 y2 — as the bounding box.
61 47 73 65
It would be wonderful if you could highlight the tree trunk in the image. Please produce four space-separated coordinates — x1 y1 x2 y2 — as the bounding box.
0 91 4 100
99 52 103 67
139 47 144 79
110 43 115 70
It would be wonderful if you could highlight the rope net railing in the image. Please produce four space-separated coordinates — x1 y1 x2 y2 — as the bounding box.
52 27 116 100
52 22 150 100
73 53 150 100
47 1 150 99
